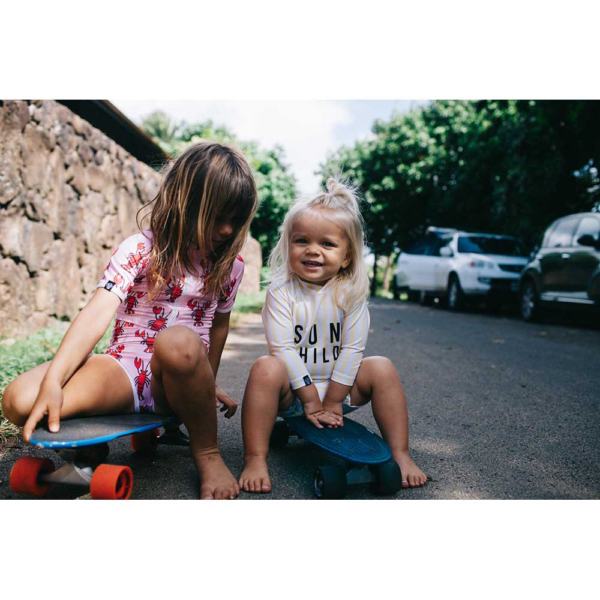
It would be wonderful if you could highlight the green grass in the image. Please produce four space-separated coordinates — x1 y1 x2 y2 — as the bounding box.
232 290 266 314
230 290 266 325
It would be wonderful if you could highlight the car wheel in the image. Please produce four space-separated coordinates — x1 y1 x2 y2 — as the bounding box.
392 280 400 300
447 275 464 311
520 279 542 322
407 290 420 303
419 291 432 306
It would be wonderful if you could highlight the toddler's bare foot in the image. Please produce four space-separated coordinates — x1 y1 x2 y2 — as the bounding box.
239 456 272 493
394 451 427 488
194 452 240 500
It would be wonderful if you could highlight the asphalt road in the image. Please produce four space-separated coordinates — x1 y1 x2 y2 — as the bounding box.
1 299 599 500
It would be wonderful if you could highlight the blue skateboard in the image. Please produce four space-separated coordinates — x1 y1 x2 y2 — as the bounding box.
9 414 189 500
270 416 403 499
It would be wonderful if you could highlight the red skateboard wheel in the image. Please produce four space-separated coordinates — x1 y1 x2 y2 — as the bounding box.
90 464 133 500
9 457 55 497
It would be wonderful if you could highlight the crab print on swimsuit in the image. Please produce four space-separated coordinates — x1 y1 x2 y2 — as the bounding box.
111 320 134 344
164 276 185 303
148 306 171 332
188 299 211 327
107 344 125 361
124 292 145 315
121 242 149 274
135 329 156 353
133 357 152 412
219 276 238 304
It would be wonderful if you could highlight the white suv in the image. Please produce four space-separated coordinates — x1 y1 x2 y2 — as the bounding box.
392 228 530 310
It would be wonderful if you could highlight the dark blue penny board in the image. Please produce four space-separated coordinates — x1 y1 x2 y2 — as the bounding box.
30 414 179 449
285 416 392 464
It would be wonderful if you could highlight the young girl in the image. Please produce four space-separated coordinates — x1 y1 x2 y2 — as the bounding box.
239 177 427 494
3 141 258 500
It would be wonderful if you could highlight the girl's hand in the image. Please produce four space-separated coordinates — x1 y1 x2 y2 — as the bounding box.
215 385 237 418
22 381 64 443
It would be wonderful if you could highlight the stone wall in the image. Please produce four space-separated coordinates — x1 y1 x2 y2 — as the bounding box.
237 235 262 296
0 100 260 339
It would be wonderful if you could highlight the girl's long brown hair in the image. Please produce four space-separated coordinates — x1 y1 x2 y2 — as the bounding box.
137 141 258 300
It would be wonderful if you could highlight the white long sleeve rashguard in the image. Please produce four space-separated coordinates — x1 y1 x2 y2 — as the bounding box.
262 278 370 397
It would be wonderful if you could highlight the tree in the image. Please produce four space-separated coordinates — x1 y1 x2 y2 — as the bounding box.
140 111 182 156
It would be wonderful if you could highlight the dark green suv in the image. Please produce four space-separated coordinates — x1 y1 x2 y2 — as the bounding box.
519 212 600 322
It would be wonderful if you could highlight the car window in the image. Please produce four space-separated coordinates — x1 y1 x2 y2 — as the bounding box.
456 236 520 255
425 236 452 257
574 217 600 243
541 223 557 248
545 218 580 248
403 237 429 255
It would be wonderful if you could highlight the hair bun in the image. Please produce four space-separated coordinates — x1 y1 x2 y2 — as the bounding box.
325 177 359 210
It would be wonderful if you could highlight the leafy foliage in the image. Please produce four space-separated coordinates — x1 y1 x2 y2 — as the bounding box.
320 100 600 263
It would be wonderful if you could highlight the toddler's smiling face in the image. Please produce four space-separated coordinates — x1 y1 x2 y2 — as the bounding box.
289 209 351 286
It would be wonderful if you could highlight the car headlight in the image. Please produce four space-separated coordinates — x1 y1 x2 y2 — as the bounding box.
469 260 495 270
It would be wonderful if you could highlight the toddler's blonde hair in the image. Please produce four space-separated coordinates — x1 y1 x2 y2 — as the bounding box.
269 176 370 311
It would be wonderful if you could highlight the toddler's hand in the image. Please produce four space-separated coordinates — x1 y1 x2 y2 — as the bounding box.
303 400 325 429
315 410 343 428
304 403 342 429
321 401 343 427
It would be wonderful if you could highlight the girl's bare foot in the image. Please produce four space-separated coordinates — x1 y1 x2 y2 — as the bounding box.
194 452 240 499
239 456 272 493
394 451 427 488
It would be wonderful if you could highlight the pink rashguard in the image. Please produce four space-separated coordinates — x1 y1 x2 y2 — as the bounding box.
97 230 244 413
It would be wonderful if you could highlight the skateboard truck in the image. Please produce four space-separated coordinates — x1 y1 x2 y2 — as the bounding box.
158 423 190 446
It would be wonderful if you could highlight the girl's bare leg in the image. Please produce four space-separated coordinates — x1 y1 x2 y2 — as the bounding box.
350 357 427 488
2 354 135 427
239 356 294 493
150 326 239 500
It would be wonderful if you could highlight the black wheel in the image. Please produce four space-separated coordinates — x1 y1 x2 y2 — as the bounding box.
407 290 420 303
314 465 347 499
419 291 432 306
371 461 403 496
269 420 290 448
520 279 542 322
392 280 400 300
447 275 464 311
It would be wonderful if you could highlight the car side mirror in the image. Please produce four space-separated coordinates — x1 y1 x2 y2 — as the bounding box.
577 234 597 247
440 247 453 257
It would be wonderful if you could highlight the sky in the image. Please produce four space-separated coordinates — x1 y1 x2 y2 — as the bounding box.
113 100 424 195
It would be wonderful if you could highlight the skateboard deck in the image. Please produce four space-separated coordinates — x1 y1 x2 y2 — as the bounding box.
285 416 392 464
30 414 180 449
